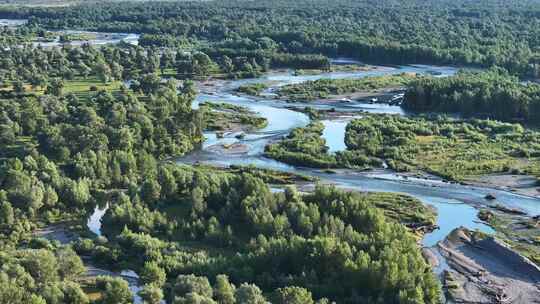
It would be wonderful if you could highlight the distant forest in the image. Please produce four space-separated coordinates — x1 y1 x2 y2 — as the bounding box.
2 0 540 77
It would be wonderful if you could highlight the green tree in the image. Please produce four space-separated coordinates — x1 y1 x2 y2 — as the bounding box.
234 284 266 304
20 249 59 285
140 261 166 287
61 281 90 304
56 247 86 280
100 277 133 304
173 275 213 299
138 73 162 95
139 284 164 304
214 275 235 304
45 78 64 97
63 179 91 207
141 179 161 205
272 286 314 304
0 201 14 225
13 80 25 94
174 293 217 304
95 63 113 83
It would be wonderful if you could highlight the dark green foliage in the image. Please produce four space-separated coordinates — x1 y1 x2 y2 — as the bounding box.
95 162 440 303
139 284 164 304
214 275 235 304
0 30 209 303
6 0 540 77
272 286 315 304
265 121 381 169
0 247 89 304
265 121 338 168
3 1 531 303
404 68 540 123
97 276 133 304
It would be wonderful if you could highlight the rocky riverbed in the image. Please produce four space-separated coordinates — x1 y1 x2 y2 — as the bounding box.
438 228 540 303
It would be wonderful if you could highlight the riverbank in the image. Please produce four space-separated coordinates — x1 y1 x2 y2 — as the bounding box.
438 227 540 303
201 101 268 133
465 173 540 199
272 73 414 102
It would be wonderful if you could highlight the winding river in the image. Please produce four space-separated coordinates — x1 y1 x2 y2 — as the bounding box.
180 62 540 250
83 61 539 300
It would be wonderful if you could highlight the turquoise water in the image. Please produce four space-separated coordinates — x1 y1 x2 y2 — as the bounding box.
178 63 540 246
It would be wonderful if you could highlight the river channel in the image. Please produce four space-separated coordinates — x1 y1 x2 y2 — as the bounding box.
179 62 540 249
80 59 539 302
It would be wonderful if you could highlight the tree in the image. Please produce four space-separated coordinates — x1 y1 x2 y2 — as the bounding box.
42 284 64 304
138 73 162 95
0 201 14 225
214 275 235 304
234 284 267 304
20 249 59 285
45 78 64 97
100 277 133 304
173 275 213 299
13 80 25 94
141 179 161 205
174 293 217 304
61 281 90 304
159 167 177 198
56 247 86 280
0 124 16 145
192 52 214 76
272 286 314 304
190 187 206 214
43 186 59 208
63 179 91 207
139 284 164 304
95 63 113 83
30 74 48 90
221 56 234 74
140 261 166 287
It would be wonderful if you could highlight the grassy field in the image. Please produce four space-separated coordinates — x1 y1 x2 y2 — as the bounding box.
365 192 437 229
276 73 417 101
346 115 540 181
63 77 123 96
200 102 268 132
1 77 123 98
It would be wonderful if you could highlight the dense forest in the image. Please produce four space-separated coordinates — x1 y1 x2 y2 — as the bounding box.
3 0 540 77
403 68 540 123
0 39 206 302
0 81 442 302
89 165 439 303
